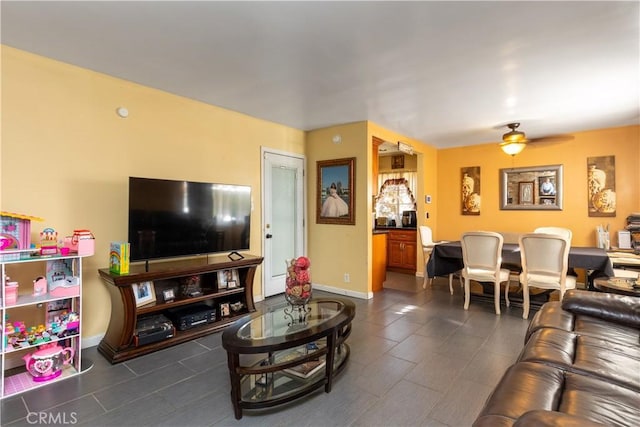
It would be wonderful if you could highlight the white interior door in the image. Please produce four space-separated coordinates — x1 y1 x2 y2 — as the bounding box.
262 150 305 297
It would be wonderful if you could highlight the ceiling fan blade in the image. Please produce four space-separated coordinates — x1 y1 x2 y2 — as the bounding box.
527 134 575 144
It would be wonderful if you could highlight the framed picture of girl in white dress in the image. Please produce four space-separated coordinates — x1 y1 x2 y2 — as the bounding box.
317 157 356 225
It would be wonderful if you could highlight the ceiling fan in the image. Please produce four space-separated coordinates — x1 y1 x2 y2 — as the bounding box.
499 122 574 155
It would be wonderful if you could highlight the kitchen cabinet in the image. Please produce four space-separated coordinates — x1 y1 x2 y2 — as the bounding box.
386 229 417 272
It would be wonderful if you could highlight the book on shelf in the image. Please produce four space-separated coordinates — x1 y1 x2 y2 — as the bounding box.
109 242 130 274
283 358 326 379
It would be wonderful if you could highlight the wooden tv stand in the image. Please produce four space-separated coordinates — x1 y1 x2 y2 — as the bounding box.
97 253 263 363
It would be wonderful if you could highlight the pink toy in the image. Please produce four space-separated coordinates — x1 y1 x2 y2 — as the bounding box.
40 227 58 255
23 343 74 382
5 281 19 305
33 276 47 297
49 277 80 297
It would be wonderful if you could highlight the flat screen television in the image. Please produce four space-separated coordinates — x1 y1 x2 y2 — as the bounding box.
128 177 251 262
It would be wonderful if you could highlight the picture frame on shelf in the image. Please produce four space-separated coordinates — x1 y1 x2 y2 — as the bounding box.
220 302 231 317
317 157 356 225
132 281 156 307
162 288 175 302
218 269 239 289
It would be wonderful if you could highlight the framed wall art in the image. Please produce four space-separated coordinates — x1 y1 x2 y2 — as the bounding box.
391 155 404 169
461 166 481 215
587 156 616 217
500 164 563 210
317 157 356 225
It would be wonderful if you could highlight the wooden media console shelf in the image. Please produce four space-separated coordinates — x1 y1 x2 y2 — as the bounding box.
98 254 263 363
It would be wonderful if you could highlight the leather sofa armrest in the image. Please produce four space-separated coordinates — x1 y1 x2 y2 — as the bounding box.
513 410 607 427
561 289 640 328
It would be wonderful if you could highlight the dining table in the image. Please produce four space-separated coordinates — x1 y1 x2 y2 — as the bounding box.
426 241 615 307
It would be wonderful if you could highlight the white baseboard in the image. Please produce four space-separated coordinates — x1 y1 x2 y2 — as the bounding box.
313 283 372 300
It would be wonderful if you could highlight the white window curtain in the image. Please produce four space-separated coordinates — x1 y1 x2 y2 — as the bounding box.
375 172 418 224
378 172 417 195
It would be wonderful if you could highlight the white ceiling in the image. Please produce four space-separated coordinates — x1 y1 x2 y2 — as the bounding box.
2 1 638 148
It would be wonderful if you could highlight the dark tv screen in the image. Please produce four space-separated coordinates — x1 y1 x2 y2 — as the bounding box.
128 177 251 261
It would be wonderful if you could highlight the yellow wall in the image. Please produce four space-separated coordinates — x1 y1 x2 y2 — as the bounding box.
306 122 370 295
1 46 305 339
436 126 640 246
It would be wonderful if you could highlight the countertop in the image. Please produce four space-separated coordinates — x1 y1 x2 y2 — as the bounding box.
374 226 417 232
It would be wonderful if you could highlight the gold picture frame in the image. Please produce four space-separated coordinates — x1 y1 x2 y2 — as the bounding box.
316 157 356 225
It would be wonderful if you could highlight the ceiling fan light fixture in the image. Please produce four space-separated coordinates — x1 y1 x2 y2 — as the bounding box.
500 141 527 156
502 130 526 144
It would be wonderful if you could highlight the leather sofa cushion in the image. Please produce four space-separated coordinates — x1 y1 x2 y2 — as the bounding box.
473 362 640 427
525 301 573 342
519 328 640 391
512 410 607 427
562 289 640 329
527 301 638 347
561 371 640 427
473 362 565 426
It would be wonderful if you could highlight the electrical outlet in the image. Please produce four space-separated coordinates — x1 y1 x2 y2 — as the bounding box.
344 273 350 283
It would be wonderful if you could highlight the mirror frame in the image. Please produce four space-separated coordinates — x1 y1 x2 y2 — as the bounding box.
500 164 563 210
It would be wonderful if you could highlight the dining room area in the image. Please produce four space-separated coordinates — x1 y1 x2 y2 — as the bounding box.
423 228 618 319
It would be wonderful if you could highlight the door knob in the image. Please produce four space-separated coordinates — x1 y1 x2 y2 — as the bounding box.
266 234 273 239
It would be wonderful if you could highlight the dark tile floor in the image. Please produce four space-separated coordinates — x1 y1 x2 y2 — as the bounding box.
1 273 532 426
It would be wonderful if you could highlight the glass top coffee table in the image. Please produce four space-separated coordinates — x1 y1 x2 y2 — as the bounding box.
222 298 355 419
593 276 640 296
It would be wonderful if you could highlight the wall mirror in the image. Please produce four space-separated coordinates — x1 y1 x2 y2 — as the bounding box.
500 164 563 210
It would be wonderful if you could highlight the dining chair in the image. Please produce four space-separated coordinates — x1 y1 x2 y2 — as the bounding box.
419 226 460 294
535 226 576 276
534 226 572 241
519 233 577 319
505 226 575 307
461 231 511 315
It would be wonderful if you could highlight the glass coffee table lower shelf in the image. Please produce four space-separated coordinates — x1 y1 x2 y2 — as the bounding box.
240 343 349 405
222 298 355 419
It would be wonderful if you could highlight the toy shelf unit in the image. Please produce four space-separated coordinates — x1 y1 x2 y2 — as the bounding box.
1 251 87 399
97 253 263 364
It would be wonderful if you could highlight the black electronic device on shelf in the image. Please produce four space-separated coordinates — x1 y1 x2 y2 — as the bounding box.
134 314 175 347
166 303 217 331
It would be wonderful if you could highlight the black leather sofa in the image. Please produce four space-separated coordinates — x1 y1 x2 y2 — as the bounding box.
474 289 640 427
